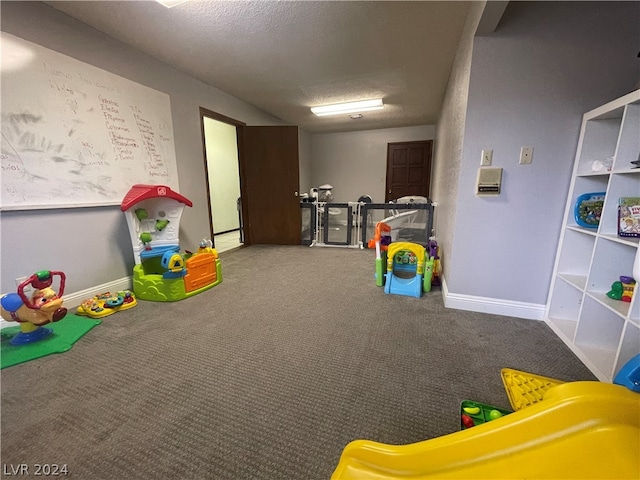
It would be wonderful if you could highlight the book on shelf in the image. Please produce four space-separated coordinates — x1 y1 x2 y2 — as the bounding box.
618 197 640 238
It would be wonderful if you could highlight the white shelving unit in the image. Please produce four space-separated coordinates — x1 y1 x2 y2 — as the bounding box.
545 89 640 382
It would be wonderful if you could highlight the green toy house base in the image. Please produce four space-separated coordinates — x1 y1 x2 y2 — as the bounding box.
132 254 222 302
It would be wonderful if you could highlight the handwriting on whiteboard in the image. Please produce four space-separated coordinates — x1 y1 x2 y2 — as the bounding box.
1 32 178 210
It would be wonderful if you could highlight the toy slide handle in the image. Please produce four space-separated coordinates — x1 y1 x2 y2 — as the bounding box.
17 270 66 309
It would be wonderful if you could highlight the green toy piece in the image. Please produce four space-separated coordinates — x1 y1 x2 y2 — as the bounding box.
375 255 385 287
459 400 511 430
35 270 52 281
424 256 434 293
489 409 503 420
155 219 170 231
607 281 623 300
135 208 148 221
139 232 153 244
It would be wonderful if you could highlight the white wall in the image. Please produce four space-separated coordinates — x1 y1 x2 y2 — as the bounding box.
0 2 287 296
204 117 241 233
444 1 639 313
311 125 436 203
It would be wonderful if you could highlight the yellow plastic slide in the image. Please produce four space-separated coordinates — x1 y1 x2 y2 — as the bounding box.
332 382 639 479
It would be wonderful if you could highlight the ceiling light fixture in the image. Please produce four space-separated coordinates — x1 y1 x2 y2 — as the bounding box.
155 0 189 8
349 114 363 119
311 99 384 117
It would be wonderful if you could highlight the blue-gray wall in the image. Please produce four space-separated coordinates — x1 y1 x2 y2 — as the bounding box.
442 1 639 314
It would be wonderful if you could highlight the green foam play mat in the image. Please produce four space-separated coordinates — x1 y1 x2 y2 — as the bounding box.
1 314 101 369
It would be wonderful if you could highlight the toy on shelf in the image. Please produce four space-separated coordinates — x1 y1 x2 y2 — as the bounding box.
573 192 605 228
618 197 640 238
76 291 138 318
621 276 636 302
121 184 222 302
607 276 636 302
0 270 68 345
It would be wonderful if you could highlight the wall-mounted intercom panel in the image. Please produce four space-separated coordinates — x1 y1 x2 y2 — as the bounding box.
476 167 503 195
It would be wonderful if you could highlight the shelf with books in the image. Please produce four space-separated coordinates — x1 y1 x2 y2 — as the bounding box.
545 89 640 383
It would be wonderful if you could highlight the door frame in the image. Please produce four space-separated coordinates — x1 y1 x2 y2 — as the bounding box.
199 107 251 245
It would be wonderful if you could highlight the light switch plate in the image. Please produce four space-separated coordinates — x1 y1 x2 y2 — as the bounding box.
481 149 493 166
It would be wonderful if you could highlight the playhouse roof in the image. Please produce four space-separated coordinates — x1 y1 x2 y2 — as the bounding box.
121 184 193 211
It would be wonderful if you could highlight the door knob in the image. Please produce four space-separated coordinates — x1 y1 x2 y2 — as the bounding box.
294 191 299 196
388 189 392 194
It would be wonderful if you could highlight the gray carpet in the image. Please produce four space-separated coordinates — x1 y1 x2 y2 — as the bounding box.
1 245 596 479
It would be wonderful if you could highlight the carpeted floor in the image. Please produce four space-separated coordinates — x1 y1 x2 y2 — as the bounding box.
1 245 596 479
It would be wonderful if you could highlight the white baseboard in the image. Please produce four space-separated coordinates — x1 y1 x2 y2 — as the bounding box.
440 276 544 321
1 276 132 330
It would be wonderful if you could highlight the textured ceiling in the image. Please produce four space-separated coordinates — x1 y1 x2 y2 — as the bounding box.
46 1 472 133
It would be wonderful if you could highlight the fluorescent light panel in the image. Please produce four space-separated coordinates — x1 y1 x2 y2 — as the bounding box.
155 0 189 8
311 99 384 117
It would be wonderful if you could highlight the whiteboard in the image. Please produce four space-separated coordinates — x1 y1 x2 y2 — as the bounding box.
0 33 179 210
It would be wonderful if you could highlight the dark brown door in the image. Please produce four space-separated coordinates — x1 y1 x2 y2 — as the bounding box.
241 126 301 245
385 140 432 202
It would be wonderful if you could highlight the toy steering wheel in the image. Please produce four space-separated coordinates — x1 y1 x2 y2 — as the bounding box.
17 270 66 310
105 295 124 308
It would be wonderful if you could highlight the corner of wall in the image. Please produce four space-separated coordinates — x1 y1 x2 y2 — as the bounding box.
431 1 485 290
